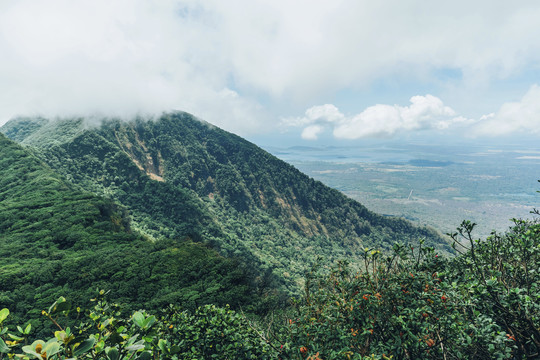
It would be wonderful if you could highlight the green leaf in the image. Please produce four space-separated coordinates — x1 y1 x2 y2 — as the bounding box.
0 337 10 353
170 345 181 355
108 331 124 345
23 339 60 359
95 339 105 353
22 340 46 358
48 297 71 314
0 308 9 323
66 335 87 347
42 339 61 358
73 338 96 356
126 344 145 351
8 333 24 341
106 348 119 360
132 312 145 328
158 339 168 354
143 315 156 329
126 334 139 346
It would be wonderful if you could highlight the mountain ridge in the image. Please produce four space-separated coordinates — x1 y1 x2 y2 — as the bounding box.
1 112 452 294
0 132 278 333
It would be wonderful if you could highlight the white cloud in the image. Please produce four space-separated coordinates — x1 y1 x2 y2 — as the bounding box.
285 84 540 139
284 95 472 139
301 125 324 140
0 0 267 134
474 84 540 136
282 104 344 128
305 105 344 124
200 0 540 98
1 0 540 137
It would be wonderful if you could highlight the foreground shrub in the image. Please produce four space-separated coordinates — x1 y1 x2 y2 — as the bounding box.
281 215 539 359
282 243 512 359
0 292 275 359
449 218 540 358
1 215 538 359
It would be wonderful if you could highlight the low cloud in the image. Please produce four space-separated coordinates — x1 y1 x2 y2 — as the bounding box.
301 125 324 140
473 84 540 136
0 0 267 135
282 95 472 140
284 85 540 140
1 1 539 137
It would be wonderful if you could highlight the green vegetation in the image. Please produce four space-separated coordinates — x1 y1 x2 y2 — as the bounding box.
0 293 275 360
3 114 537 358
1 113 451 295
283 217 540 359
1 216 539 359
0 134 277 335
0 116 48 143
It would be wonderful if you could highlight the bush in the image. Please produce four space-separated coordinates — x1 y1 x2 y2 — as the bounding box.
0 291 275 360
281 243 511 359
2 217 538 359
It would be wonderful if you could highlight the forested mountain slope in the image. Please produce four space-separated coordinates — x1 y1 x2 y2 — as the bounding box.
2 112 451 292
0 134 273 331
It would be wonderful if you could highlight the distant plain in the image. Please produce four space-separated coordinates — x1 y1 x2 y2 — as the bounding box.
266 141 540 239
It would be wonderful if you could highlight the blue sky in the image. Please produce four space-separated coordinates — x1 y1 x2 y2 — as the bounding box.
1 0 539 146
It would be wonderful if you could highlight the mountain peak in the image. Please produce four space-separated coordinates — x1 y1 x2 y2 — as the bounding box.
1 113 452 294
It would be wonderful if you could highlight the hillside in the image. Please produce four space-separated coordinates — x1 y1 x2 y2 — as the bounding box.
0 133 274 332
1 113 451 293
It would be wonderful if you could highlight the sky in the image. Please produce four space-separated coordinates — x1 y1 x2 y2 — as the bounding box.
1 0 540 146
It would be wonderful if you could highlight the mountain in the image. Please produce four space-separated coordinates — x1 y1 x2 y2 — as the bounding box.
0 133 276 333
1 112 451 293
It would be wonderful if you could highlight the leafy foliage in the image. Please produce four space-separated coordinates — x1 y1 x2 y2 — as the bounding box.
0 134 278 334
282 217 539 359
0 292 275 360
1 113 451 295
1 215 539 359
4 114 536 358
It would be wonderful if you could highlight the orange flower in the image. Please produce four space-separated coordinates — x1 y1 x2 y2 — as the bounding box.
426 338 435 347
363 294 370 300
300 346 308 353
